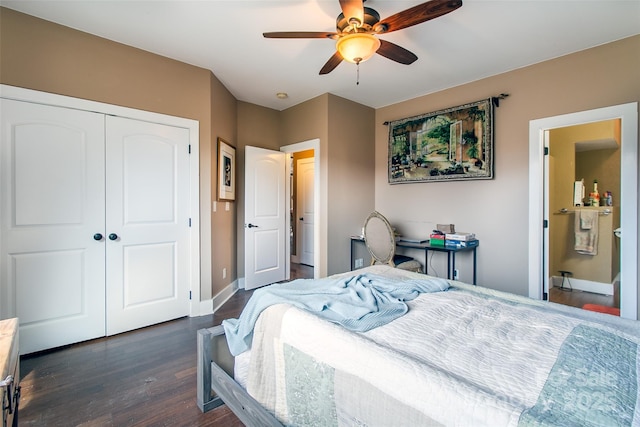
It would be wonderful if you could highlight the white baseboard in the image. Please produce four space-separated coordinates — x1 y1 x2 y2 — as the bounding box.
551 275 614 295
195 280 239 316
197 299 213 316
212 280 239 314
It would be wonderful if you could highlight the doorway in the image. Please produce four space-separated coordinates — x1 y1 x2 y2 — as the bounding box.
291 151 315 268
547 120 620 311
243 140 319 289
528 103 638 320
281 139 320 280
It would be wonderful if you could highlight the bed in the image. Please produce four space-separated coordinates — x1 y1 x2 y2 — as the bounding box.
197 265 640 426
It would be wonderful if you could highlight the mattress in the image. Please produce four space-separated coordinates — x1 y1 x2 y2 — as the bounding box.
234 349 251 390
234 265 640 426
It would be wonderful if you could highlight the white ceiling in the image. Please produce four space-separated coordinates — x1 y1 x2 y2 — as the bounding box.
3 1 640 111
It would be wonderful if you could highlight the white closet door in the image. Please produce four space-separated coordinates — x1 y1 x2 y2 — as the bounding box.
0 99 106 354
105 116 190 335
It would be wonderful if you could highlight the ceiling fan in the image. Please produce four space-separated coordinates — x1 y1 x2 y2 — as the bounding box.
263 0 463 75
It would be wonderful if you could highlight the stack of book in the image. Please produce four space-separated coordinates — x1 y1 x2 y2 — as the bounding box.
429 232 446 247
444 232 478 249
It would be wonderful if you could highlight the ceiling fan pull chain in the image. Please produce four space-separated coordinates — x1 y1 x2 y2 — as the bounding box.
356 61 360 85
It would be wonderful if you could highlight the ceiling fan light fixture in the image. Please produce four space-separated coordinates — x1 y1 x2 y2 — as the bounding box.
336 33 380 64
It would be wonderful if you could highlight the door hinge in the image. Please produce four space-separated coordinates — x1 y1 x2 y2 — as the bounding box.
188 144 191 154
543 219 548 228
189 218 192 227
544 146 549 155
189 291 192 300
543 291 548 300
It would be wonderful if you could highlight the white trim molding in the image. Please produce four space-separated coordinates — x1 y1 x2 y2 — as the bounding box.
0 84 202 317
529 102 638 320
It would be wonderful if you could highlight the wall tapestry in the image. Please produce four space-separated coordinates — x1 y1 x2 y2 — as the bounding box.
388 98 494 183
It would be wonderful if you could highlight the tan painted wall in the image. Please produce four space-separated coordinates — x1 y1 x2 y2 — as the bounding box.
326 94 376 275
278 94 376 276
280 95 330 276
375 35 640 302
4 6 637 311
548 120 620 211
236 101 282 278
551 208 619 284
575 120 621 209
210 75 238 298
0 7 232 301
237 94 375 278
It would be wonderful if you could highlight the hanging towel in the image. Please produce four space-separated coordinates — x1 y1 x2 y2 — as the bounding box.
580 209 595 229
574 209 598 255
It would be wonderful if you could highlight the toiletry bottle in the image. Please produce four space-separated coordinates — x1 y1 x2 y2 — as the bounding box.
605 191 612 206
592 180 600 206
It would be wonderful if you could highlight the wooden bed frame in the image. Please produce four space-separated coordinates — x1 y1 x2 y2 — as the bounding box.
196 325 282 426
196 268 640 426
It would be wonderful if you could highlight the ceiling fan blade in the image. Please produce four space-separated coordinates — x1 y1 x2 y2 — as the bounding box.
339 0 364 25
376 39 418 65
319 52 344 75
263 31 337 39
377 0 462 34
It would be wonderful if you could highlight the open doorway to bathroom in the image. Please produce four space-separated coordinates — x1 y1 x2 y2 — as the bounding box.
547 120 621 315
529 102 637 320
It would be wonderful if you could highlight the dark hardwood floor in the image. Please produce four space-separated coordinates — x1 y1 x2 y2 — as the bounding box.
19 263 313 426
549 283 618 312
288 262 313 281
18 262 613 425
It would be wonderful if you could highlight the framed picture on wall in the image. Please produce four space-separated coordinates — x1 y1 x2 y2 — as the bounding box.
388 98 494 183
218 138 235 201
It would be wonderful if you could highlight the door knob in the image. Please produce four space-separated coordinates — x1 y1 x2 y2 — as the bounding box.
246 224 259 228
93 233 103 241
108 233 118 241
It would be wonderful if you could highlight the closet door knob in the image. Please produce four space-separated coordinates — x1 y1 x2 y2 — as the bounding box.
93 233 103 241
108 233 118 241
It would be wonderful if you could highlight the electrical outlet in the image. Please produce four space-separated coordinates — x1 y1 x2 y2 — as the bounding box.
453 269 460 280
223 267 227 279
355 258 364 269
225 202 230 211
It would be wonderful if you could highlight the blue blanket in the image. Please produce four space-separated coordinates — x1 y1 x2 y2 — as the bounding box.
222 273 450 356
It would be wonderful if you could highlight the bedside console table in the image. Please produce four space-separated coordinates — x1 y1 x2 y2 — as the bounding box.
1 318 19 427
350 236 478 285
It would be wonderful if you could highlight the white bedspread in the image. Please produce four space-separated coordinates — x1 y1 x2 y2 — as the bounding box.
243 265 640 427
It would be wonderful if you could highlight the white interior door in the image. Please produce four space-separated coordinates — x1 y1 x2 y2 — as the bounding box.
244 146 286 290
0 99 106 354
297 157 315 266
105 116 191 335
